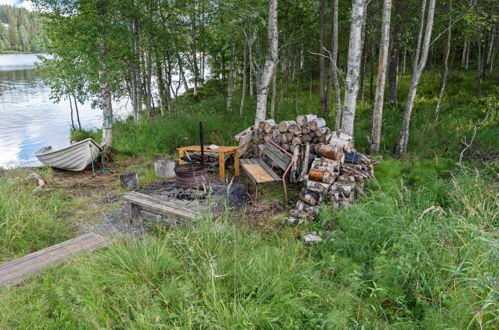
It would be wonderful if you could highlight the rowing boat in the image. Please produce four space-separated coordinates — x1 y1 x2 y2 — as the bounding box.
35 138 102 171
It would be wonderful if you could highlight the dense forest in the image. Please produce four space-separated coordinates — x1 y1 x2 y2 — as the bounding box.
0 5 46 53
35 0 497 152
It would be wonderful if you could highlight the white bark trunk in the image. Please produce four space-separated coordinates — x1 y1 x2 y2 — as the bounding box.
434 0 452 119
395 0 436 155
332 0 342 130
370 0 392 153
340 0 367 138
100 70 113 149
255 0 278 125
227 37 236 112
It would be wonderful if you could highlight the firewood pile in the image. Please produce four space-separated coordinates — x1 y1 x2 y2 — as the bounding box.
235 114 378 223
291 136 377 222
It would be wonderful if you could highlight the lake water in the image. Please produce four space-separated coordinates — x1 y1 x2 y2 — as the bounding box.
0 54 131 169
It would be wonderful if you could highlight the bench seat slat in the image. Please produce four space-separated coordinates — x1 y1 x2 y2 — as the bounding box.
123 192 198 220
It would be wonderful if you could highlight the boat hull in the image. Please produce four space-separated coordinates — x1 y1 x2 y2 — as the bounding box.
35 138 102 171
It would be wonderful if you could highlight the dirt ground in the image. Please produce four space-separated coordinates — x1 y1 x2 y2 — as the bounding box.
3 157 299 236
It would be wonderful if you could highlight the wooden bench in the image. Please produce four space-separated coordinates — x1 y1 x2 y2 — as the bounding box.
241 141 296 203
123 192 199 222
0 233 109 288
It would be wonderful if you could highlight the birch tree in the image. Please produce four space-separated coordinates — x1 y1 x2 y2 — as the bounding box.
340 0 367 138
434 0 452 119
395 0 436 155
255 0 278 125
370 0 392 153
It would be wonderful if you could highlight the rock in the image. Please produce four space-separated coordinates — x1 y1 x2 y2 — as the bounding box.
120 171 139 190
284 217 304 226
154 159 176 178
302 232 322 244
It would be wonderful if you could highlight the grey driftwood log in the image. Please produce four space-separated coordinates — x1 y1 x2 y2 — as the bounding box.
120 171 139 190
154 159 176 178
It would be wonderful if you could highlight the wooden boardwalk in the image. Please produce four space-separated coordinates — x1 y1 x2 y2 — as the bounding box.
0 233 109 288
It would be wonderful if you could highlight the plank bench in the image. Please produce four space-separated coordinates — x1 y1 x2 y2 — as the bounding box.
0 233 109 288
123 192 199 222
241 141 296 203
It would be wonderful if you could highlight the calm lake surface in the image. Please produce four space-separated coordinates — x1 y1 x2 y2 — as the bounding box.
0 54 130 169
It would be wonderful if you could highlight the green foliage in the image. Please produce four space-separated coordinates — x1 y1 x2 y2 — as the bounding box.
0 173 74 263
70 128 97 142
0 5 46 53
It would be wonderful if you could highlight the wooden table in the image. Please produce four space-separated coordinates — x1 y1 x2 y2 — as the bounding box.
177 145 240 182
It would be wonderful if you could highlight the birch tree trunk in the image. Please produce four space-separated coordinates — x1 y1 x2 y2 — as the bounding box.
226 36 236 112
434 0 452 119
370 0 392 153
255 0 278 125
319 0 327 112
395 0 436 155
332 0 342 131
240 40 247 116
340 0 367 138
73 95 81 131
388 0 402 106
461 41 468 68
270 65 277 118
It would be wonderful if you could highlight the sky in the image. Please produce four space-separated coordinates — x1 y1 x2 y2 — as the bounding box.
0 0 35 11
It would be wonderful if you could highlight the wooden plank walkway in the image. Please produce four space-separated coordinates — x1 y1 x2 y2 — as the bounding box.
0 233 109 288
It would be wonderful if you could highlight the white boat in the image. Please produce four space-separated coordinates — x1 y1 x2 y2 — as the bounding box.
35 138 102 171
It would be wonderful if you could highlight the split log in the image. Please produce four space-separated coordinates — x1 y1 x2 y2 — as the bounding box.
305 179 331 193
289 124 302 136
263 134 273 142
285 133 294 143
307 118 327 130
318 144 345 162
296 114 318 126
314 143 325 154
326 131 353 152
291 137 302 146
279 134 288 144
299 188 322 206
278 120 297 133
235 126 254 142
302 135 311 143
290 144 300 183
314 127 330 137
272 129 281 140
301 127 310 135
258 119 276 133
308 168 337 184
298 143 311 182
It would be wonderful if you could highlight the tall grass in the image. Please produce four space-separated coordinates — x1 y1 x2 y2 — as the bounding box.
0 169 496 328
81 71 497 162
0 174 74 262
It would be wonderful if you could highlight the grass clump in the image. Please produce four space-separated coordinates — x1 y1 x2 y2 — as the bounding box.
0 173 74 262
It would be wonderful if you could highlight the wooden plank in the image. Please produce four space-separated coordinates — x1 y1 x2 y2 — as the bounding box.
264 143 291 170
241 164 275 183
123 192 198 220
0 233 109 288
254 159 281 181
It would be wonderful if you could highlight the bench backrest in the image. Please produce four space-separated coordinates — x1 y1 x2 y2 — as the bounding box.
263 142 292 171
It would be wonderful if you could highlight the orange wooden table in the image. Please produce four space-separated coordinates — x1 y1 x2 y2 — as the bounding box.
177 145 240 182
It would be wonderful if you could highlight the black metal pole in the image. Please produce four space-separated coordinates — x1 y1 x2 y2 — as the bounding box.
199 121 204 166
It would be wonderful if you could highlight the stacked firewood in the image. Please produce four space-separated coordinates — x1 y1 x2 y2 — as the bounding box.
290 133 377 222
235 114 352 182
234 115 378 224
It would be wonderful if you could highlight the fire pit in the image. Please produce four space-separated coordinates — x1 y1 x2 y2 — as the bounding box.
174 163 208 188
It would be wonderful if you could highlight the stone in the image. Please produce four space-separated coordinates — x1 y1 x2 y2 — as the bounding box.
154 159 176 178
120 171 139 190
301 232 322 244
284 217 304 227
